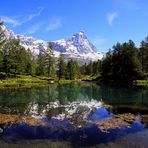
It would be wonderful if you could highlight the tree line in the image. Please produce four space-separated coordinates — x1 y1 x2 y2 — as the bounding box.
0 22 102 80
0 21 148 82
0 35 101 80
101 39 148 82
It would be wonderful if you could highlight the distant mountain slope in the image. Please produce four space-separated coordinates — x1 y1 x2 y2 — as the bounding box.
1 25 104 63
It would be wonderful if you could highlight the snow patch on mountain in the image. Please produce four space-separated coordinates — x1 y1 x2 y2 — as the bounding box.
17 35 48 56
0 25 16 39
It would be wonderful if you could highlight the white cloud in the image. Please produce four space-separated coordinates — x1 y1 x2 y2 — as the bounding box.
0 16 19 27
1 7 44 27
46 17 62 31
107 12 118 26
21 7 44 25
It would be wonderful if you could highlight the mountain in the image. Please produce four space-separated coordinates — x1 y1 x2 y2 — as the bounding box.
0 25 16 39
1 25 104 63
17 35 48 56
1 25 48 56
50 31 104 63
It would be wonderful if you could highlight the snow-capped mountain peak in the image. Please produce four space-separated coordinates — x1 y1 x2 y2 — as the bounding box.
1 25 104 63
50 31 104 63
0 25 16 39
67 31 97 53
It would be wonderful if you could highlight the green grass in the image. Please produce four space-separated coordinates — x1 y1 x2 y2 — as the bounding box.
0 75 49 89
58 79 76 84
133 80 148 86
0 74 83 88
80 74 101 81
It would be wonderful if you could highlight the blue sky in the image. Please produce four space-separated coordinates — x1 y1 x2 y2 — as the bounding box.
0 0 148 52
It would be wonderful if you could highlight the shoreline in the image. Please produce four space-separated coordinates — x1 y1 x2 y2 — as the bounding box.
0 76 80 89
0 75 147 89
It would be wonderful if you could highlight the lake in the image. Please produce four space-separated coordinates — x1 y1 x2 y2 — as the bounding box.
0 82 148 148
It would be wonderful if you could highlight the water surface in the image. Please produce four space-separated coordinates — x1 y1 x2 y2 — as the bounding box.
0 83 148 147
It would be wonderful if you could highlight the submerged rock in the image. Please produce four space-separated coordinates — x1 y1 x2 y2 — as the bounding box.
0 113 20 124
96 118 130 132
96 113 136 132
0 113 45 127
21 117 47 126
115 113 135 123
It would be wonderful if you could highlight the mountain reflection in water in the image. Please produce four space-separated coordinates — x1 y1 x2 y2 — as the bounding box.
0 100 146 147
0 83 148 147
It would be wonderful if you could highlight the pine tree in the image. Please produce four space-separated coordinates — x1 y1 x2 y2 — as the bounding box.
36 53 46 76
67 59 79 80
44 43 56 78
57 53 66 80
23 48 36 75
92 60 101 76
140 37 148 73
80 63 87 76
0 20 5 72
0 50 3 72
101 49 112 77
101 41 142 81
2 39 20 75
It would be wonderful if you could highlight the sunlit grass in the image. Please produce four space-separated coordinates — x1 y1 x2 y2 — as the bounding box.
58 79 76 84
0 75 49 88
134 80 148 86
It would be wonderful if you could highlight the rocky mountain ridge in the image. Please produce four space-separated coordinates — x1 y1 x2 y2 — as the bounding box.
1 25 104 63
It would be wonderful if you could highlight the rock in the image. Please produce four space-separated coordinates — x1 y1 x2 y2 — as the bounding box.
21 117 46 126
0 113 20 124
96 113 136 132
